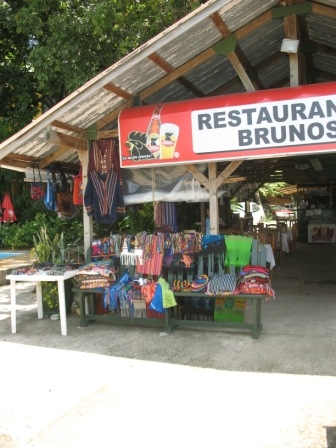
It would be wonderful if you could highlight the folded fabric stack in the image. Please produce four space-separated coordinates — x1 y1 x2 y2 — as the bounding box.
206 273 236 295
76 261 117 289
235 265 275 300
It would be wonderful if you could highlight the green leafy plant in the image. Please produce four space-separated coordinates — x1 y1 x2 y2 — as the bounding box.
118 204 156 234
30 225 64 264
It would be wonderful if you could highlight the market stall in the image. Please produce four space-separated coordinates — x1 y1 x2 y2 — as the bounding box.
70 232 274 339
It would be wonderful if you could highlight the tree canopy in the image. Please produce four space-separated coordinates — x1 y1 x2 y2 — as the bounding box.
0 0 204 141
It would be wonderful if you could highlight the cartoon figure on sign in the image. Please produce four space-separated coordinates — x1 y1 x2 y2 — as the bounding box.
125 131 154 162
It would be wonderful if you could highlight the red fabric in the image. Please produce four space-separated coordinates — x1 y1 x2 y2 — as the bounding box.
0 192 17 223
73 166 83 205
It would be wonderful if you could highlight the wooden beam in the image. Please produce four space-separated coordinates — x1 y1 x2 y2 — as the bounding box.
96 130 119 140
38 145 72 169
211 12 260 91
96 47 215 130
236 10 273 40
227 53 256 92
208 162 219 234
216 161 243 189
47 130 87 151
103 83 133 100
51 120 85 135
3 153 37 163
312 2 336 19
284 13 300 87
185 164 209 185
224 176 246 183
148 53 205 97
272 2 312 18
95 9 274 131
0 158 33 170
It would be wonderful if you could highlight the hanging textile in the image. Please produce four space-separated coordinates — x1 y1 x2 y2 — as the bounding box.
155 202 178 232
136 233 164 276
0 192 17 223
224 235 253 268
88 139 122 183
72 165 83 205
84 170 126 223
85 139 125 223
30 164 45 200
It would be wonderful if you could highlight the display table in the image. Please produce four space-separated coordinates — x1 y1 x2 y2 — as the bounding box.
73 286 267 339
6 270 79 336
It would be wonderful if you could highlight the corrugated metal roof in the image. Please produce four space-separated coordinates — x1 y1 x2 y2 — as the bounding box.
1 0 336 188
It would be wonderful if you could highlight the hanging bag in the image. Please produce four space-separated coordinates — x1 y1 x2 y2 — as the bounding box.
56 172 77 216
72 165 83 205
31 164 45 200
44 170 57 211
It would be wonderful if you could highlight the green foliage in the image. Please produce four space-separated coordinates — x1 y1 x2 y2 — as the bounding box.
0 0 203 115
259 183 289 198
31 225 65 263
118 203 155 234
41 282 59 312
0 210 83 250
0 1 40 140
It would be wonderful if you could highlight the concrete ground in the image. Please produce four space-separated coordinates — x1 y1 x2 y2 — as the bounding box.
1 242 336 447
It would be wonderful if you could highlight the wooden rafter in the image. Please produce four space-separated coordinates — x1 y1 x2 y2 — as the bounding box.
51 120 85 135
211 12 262 91
103 83 133 100
47 130 87 151
148 53 205 97
283 0 300 87
185 162 245 190
312 2 336 19
96 130 119 140
38 145 74 169
235 10 273 40
96 9 276 131
216 161 244 189
96 47 215 130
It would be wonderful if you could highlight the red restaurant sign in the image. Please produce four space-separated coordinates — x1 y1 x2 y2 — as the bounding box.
118 82 336 168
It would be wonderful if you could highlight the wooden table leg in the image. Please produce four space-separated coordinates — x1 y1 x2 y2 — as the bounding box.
57 279 67 336
35 282 43 319
252 297 263 339
10 279 16 334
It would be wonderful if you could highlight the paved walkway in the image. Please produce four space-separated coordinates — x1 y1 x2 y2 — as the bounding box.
1 243 336 447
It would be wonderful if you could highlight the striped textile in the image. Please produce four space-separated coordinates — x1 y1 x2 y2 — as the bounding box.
155 202 178 232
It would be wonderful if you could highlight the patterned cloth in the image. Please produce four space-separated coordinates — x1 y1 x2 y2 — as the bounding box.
88 139 122 182
155 202 178 233
235 265 275 300
84 170 125 223
206 273 236 294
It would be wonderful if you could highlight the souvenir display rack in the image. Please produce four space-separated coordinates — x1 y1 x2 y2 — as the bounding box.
72 232 274 339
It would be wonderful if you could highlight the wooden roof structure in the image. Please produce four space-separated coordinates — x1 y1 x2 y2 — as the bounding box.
1 0 336 236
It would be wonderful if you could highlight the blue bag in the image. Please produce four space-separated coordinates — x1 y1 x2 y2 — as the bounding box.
44 178 56 211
